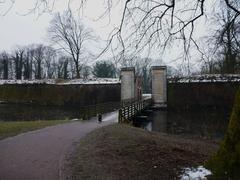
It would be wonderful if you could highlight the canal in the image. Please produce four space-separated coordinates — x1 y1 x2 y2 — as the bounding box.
0 103 82 121
135 108 230 140
0 101 119 121
0 103 230 140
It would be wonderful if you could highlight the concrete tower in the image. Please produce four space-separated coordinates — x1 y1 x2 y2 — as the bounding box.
151 66 167 108
120 67 135 101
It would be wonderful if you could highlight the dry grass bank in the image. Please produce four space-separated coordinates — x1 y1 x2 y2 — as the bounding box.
66 124 219 180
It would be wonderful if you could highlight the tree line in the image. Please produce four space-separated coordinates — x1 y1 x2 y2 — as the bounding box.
1 4 239 82
0 45 154 92
0 10 110 80
0 44 119 80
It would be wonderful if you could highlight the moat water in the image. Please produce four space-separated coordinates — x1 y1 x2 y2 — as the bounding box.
0 103 230 140
0 102 119 121
0 103 82 121
135 108 230 140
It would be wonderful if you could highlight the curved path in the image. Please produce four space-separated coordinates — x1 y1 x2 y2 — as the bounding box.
0 112 117 180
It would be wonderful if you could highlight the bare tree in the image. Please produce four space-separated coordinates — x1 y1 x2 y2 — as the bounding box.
200 1 240 74
0 52 9 79
57 56 70 79
44 46 57 79
12 48 24 80
90 0 240 60
48 10 93 78
81 65 92 79
32 44 46 79
23 46 35 80
214 8 240 73
1 0 239 67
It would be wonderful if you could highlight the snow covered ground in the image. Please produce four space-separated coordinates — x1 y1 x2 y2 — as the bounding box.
0 78 120 85
180 166 212 180
168 74 240 83
1 74 240 85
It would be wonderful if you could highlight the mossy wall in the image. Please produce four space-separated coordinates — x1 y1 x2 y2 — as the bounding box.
168 82 240 110
0 82 238 109
0 84 121 106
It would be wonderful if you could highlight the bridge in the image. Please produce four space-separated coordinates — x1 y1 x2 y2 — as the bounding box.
119 66 167 123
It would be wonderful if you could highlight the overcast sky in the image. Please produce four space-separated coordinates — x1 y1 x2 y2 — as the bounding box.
0 0 109 50
0 0 214 72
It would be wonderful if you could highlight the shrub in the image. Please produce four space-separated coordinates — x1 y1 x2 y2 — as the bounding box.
207 88 240 179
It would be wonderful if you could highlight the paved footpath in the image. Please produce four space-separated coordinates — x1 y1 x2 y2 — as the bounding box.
0 112 118 180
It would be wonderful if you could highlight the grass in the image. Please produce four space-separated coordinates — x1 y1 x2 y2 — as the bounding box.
65 124 219 180
0 120 70 140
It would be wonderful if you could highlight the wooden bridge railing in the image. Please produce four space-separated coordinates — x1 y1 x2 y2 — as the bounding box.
118 98 152 123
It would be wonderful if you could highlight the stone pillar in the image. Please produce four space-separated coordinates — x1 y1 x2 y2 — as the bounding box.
151 66 167 107
121 67 135 101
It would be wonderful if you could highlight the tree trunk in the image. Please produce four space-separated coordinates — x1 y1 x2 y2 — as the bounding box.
36 60 42 79
63 61 68 79
75 60 80 78
3 59 8 80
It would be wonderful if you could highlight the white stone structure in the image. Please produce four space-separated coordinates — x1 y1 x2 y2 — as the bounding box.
121 67 135 101
151 66 167 107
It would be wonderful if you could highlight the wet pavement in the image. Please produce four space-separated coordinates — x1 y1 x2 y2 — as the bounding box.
0 112 118 180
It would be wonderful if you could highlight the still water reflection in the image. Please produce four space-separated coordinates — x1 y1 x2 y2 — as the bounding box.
135 109 230 140
0 103 230 140
0 104 82 121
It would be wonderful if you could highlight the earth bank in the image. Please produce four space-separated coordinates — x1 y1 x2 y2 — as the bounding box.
65 124 219 180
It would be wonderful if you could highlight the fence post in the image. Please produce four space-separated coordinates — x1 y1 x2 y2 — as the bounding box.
119 109 122 123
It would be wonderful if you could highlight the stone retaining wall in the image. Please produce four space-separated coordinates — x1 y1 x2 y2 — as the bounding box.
0 84 121 106
168 82 240 110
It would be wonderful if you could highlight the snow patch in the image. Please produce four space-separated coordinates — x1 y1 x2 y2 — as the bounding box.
0 78 120 85
180 166 212 180
168 74 240 83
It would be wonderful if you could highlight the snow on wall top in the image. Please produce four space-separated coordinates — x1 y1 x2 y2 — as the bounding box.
168 74 240 83
0 78 120 85
1 74 240 85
